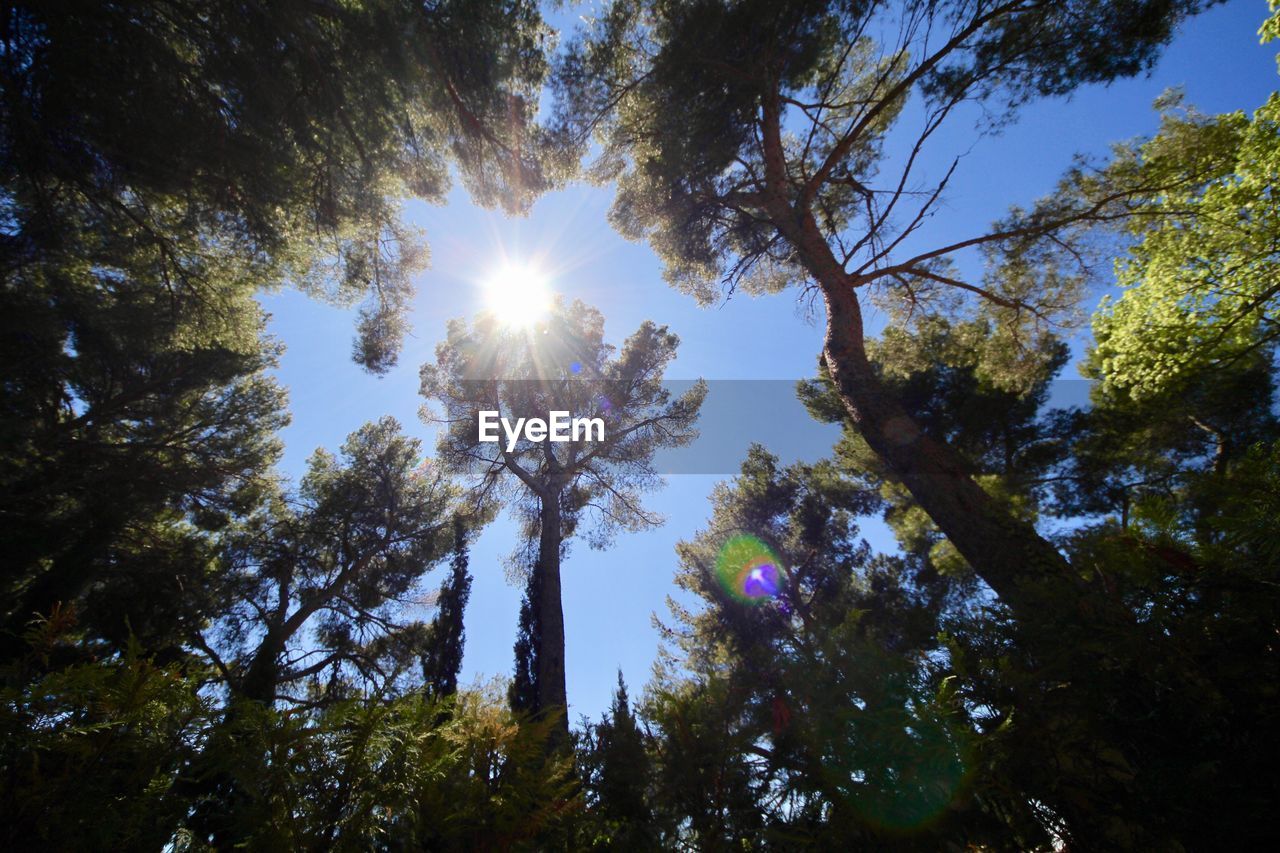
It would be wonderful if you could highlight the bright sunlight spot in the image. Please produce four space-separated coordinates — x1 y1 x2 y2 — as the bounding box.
483 263 554 327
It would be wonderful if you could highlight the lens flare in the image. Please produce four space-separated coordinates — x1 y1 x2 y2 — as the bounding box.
715 534 786 604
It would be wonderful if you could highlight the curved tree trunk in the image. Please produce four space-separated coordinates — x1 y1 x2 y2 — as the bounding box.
753 80 1151 847
753 85 1106 625
809 226 1153 850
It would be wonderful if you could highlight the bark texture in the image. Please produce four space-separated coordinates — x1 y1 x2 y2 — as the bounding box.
536 492 569 743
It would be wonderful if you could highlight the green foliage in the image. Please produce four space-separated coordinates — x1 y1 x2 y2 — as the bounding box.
509 563 544 715
420 300 705 557
2 0 559 371
552 0 1216 681
576 673 658 850
790 289 1280 846
0 245 288 659
639 445 1041 847
1092 77 1280 397
4 3 1279 849
198 417 476 706
799 318 1069 576
421 518 475 700
2 618 581 851
0 626 214 850
175 682 580 851
555 0 1214 307
1 0 562 670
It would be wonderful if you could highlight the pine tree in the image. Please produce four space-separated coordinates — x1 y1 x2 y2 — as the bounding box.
420 299 705 741
421 517 475 699
2 0 559 372
0 0 561 670
195 418 471 706
588 673 656 849
551 0 1215 632
647 445 1034 847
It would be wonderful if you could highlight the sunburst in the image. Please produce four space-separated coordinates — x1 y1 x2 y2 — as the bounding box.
482 262 553 328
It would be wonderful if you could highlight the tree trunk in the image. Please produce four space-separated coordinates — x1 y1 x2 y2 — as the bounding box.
536 491 569 742
240 631 283 705
820 280 1085 620
815 255 1155 848
755 86 1115 627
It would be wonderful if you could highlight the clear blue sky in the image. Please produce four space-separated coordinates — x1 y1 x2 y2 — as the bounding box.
259 0 1278 724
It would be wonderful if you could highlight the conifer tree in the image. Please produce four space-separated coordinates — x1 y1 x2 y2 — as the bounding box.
420 299 705 739
0 0 560 668
2 0 560 371
421 517 475 699
194 418 472 707
552 0 1216 628
587 673 657 849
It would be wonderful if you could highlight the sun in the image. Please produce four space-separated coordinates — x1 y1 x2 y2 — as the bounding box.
482 262 554 328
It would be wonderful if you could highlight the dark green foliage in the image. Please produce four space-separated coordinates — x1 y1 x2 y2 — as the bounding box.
0 630 213 850
180 683 580 850
2 2 1278 849
555 0 1215 304
552 0 1220 670
0 252 288 662
2 650 581 851
421 518 475 700
577 673 658 849
798 318 1070 577
2 0 558 371
640 445 1042 848
509 563 543 715
0 0 559 671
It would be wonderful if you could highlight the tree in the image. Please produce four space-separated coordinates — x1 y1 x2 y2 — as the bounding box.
0 261 288 665
2 0 559 371
420 300 705 739
509 556 545 716
798 313 1280 844
1059 344 1279 528
976 360 1280 846
794 305 1280 843
194 417 473 707
1091 90 1280 397
181 417 477 847
1090 2 1280 399
420 517 475 699
799 317 1070 579
0 632 214 851
577 673 658 850
644 445 1039 847
552 0 1218 628
182 681 581 850
0 0 561 670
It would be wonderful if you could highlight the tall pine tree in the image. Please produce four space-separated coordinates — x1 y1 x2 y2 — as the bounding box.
420 299 704 740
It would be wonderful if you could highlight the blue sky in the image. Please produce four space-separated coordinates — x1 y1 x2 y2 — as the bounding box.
259 0 1278 723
